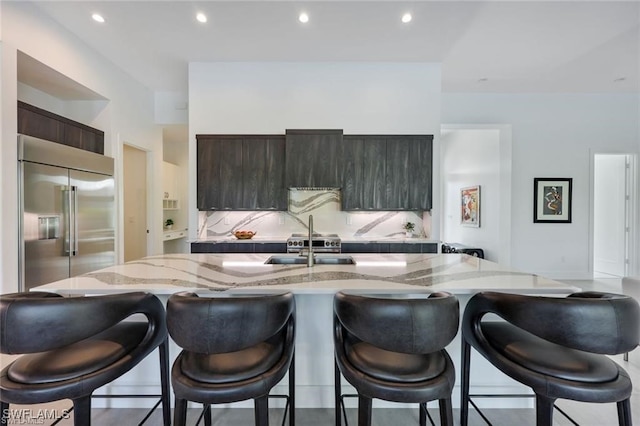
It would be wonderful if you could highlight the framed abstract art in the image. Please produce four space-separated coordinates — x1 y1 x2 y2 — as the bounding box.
533 178 572 223
461 185 480 227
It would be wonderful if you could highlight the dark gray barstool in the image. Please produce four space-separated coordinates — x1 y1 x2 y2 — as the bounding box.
167 291 296 426
461 291 640 426
0 291 170 426
622 276 640 361
333 291 459 426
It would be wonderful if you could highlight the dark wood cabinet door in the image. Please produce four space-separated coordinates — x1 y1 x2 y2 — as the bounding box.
408 135 433 210
343 135 432 210
18 104 64 143
197 137 243 210
217 140 244 209
243 137 287 210
362 138 387 210
64 125 103 154
342 136 386 210
197 135 286 210
385 137 412 210
341 136 364 210
285 129 343 188
65 125 83 150
81 129 103 154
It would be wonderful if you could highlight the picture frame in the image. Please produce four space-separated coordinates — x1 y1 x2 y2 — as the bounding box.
533 178 572 223
461 185 480 227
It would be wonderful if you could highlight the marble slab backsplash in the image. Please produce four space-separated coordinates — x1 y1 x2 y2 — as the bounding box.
197 189 431 240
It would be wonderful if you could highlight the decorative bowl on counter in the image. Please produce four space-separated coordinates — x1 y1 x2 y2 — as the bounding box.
233 230 257 240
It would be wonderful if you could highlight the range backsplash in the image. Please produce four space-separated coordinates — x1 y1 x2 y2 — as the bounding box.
197 189 431 240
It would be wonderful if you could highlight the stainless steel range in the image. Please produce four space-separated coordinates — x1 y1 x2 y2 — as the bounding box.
287 233 341 253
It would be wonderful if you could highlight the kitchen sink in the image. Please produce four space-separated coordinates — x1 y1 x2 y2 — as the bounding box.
265 255 355 265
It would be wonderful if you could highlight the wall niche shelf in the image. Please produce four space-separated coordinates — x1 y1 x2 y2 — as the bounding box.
163 199 179 210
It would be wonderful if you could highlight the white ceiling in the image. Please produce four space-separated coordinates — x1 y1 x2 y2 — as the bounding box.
28 1 640 94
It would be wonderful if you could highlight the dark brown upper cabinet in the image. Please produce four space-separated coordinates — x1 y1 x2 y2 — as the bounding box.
342 136 386 210
197 135 287 211
18 101 104 154
342 135 433 211
285 129 344 188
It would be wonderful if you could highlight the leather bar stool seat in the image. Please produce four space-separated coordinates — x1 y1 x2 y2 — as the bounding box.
7 322 149 384
334 291 459 426
180 338 284 385
167 291 296 426
345 337 446 384
483 323 619 383
0 292 171 426
461 291 640 426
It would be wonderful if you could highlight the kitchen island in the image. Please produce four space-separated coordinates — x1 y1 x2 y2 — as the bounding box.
33 252 574 295
32 253 579 410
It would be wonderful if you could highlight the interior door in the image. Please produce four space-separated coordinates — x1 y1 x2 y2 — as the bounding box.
21 162 70 290
594 154 628 277
124 144 148 261
69 169 115 277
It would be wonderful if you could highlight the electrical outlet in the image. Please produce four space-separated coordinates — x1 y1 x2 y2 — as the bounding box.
224 216 230 225
346 215 352 225
279 214 285 225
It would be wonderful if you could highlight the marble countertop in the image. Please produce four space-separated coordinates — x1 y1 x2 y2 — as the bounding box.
32 253 578 296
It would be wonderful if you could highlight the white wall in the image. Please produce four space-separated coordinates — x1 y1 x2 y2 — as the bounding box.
443 93 639 278
188 62 442 241
1 2 163 293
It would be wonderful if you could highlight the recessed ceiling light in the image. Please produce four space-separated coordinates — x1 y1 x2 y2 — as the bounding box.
401 13 412 23
91 13 105 23
196 12 207 23
614 77 626 82
299 12 309 23
478 78 489 83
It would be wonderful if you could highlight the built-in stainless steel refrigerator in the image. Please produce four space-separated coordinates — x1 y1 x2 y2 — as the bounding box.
18 135 115 291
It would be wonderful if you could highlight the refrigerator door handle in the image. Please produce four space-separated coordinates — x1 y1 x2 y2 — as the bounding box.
71 186 78 256
63 186 71 256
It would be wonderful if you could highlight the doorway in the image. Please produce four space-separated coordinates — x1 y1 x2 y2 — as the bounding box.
123 144 148 261
440 124 512 266
593 154 633 278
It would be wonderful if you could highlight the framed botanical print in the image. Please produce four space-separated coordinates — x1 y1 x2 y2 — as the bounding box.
533 178 572 223
461 185 480 227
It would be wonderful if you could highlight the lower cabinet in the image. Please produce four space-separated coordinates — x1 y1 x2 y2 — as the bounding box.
192 241 437 254
341 243 437 254
191 242 287 254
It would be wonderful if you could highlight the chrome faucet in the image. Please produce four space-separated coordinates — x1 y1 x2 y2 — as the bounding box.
307 214 314 267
